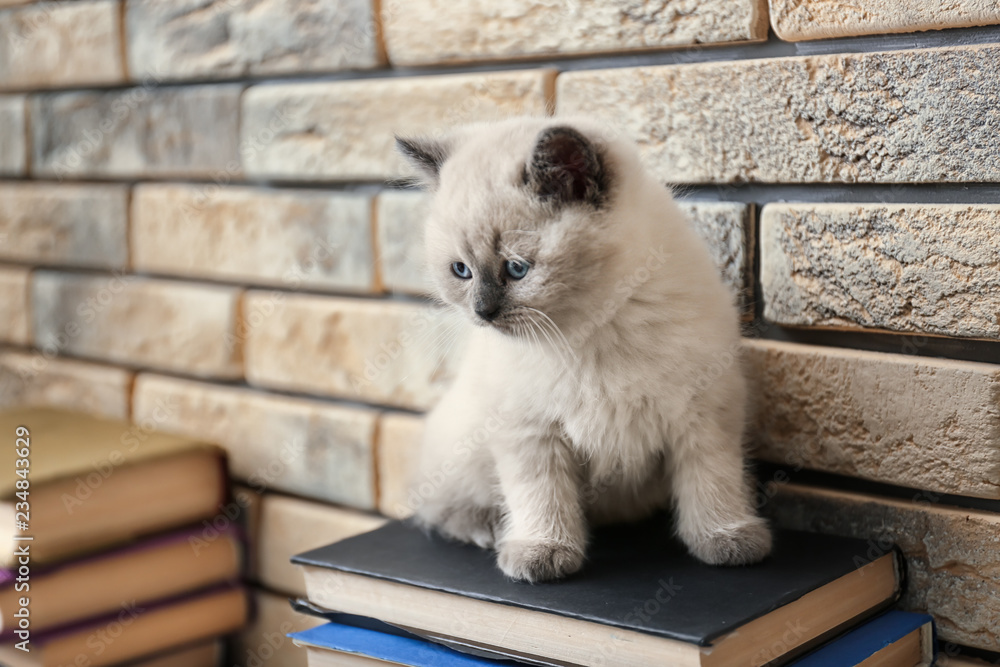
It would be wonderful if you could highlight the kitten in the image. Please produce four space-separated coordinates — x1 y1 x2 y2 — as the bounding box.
397 117 771 583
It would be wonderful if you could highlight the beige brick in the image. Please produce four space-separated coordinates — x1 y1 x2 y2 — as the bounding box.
745 339 1000 500
377 412 423 518
0 351 131 419
770 0 1000 41
764 484 1000 651
241 70 555 181
0 183 128 269
132 374 377 508
32 273 242 379
382 0 767 66
30 85 242 179
132 185 376 292
762 203 1000 340
257 493 385 597
0 95 26 175
376 190 432 295
0 1 124 90
680 201 753 308
233 589 322 667
244 293 462 410
126 0 380 81
558 45 1000 184
0 265 29 345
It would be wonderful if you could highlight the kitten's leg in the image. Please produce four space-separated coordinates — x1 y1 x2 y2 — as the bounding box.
494 432 587 582
671 420 772 566
411 391 505 549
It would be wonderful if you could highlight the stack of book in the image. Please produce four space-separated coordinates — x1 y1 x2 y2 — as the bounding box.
286 518 935 667
0 408 248 667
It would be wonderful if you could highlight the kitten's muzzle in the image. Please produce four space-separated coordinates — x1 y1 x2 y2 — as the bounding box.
474 279 504 322
474 303 502 322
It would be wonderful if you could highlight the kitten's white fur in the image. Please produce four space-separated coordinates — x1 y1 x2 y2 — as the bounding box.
402 117 771 582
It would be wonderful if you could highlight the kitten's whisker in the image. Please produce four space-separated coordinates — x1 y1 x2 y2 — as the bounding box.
419 318 463 372
425 320 464 380
526 313 575 374
525 307 577 367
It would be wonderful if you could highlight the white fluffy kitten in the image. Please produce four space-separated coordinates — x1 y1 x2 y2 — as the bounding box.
397 117 771 583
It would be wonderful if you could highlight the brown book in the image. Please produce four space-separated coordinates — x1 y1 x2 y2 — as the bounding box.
0 408 227 566
129 640 224 667
0 586 248 667
0 526 242 636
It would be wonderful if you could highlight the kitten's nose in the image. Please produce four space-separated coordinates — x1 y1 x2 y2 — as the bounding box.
475 304 501 322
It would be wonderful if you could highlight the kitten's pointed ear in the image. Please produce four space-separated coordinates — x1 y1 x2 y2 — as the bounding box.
526 126 609 207
395 135 451 186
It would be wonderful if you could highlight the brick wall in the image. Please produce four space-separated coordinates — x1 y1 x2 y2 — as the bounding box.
2 0 1000 663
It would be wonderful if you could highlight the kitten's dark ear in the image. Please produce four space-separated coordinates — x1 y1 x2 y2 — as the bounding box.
526 126 608 207
395 135 450 186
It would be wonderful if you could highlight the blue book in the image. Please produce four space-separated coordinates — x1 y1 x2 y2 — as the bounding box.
291 611 935 667
291 621 525 666
790 611 935 667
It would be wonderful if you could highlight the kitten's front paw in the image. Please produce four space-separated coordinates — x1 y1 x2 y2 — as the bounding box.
421 504 502 549
497 539 584 583
687 518 772 566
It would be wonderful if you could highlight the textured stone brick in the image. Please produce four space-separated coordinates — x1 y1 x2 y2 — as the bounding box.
745 339 1000 500
235 590 322 667
0 183 128 269
382 0 767 66
770 0 1000 41
558 45 1000 184
132 185 376 292
132 374 377 508
32 273 242 379
0 95 26 175
0 0 124 90
31 85 242 179
377 412 423 518
375 190 431 295
0 351 131 419
679 201 753 307
126 0 380 81
244 293 462 411
241 70 555 181
257 493 385 596
764 484 1000 651
0 266 29 345
762 203 1000 340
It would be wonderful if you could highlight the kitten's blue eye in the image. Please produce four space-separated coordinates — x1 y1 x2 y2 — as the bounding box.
452 262 472 279
506 260 530 280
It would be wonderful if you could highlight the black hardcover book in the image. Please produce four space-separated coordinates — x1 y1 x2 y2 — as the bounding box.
293 517 902 667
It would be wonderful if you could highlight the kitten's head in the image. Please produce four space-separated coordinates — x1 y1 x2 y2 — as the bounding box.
397 118 627 339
